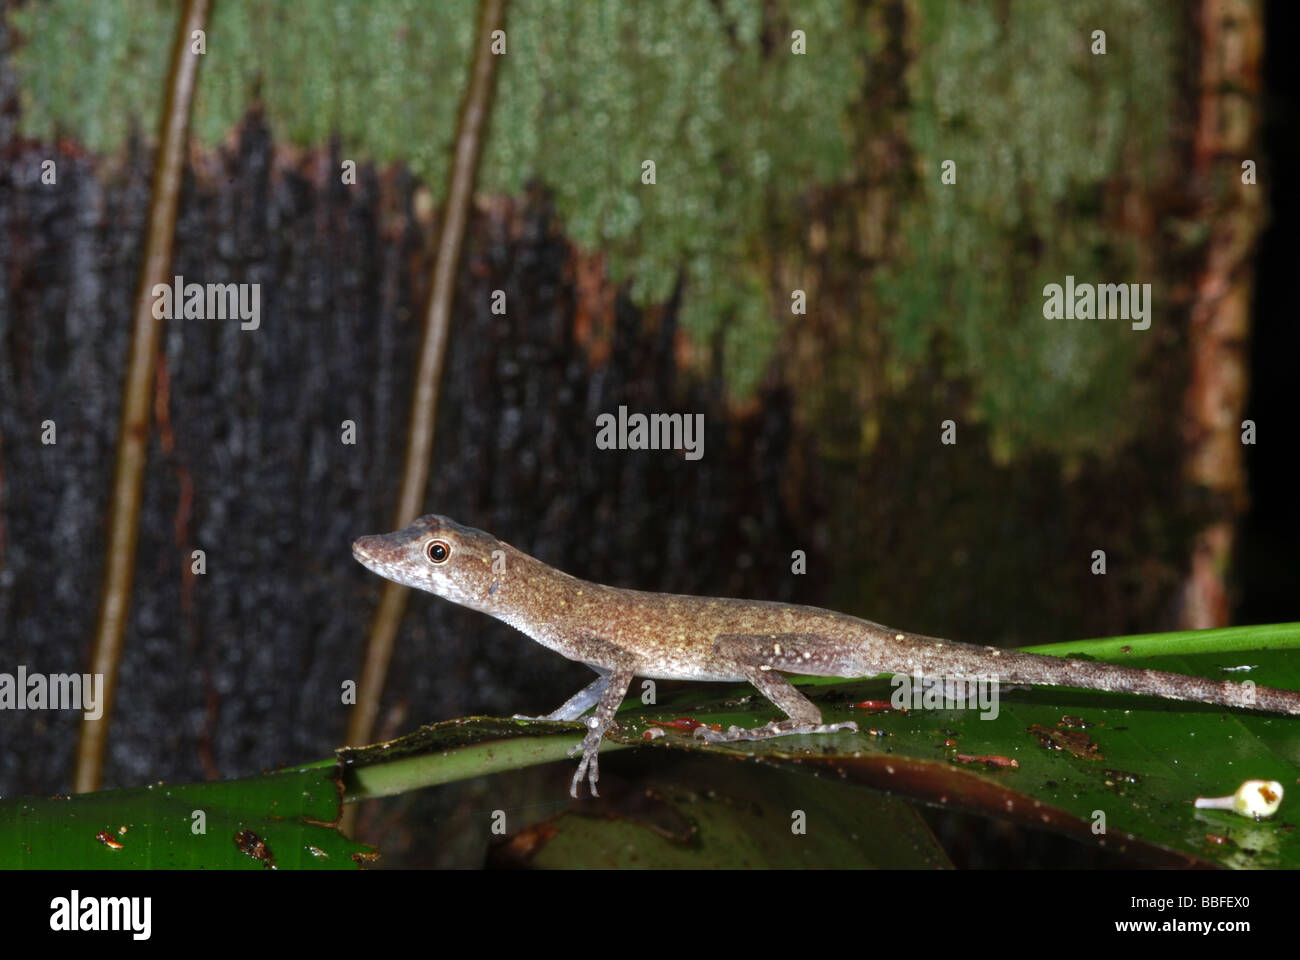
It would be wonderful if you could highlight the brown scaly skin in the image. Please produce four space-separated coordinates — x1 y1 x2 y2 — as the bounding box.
352 515 1300 797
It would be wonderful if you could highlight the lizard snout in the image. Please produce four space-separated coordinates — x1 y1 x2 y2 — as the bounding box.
351 536 380 563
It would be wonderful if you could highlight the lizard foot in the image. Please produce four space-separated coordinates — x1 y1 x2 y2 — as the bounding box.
566 719 616 798
693 719 859 744
569 748 598 798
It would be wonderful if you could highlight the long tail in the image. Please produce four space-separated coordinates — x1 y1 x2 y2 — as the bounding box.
888 633 1300 716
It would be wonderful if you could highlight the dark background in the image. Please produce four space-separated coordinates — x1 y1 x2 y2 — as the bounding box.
1239 0 1298 626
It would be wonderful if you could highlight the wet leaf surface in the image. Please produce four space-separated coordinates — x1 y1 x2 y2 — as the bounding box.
0 761 374 869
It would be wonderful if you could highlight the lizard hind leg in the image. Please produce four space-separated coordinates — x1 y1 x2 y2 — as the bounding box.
694 634 859 744
565 664 635 798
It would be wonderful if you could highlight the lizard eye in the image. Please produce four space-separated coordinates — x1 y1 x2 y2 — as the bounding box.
426 539 451 564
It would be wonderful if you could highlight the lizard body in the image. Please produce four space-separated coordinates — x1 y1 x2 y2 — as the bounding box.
352 515 1300 797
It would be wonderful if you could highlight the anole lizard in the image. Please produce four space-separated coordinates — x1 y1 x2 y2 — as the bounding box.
352 515 1300 797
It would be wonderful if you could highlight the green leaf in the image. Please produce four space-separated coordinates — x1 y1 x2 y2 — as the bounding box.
343 721 948 867
487 754 951 868
12 627 1294 867
0 761 374 869
1017 622 1300 660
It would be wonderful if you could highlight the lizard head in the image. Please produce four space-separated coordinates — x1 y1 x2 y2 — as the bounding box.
351 515 505 612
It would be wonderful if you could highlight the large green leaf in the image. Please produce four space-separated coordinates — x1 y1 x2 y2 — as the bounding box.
0 761 374 869
484 754 951 868
342 723 950 867
7 626 1294 868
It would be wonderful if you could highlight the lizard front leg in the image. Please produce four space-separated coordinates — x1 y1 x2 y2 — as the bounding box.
513 669 611 722
694 634 860 744
567 662 635 798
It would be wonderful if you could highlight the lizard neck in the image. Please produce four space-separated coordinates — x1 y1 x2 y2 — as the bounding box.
473 544 598 646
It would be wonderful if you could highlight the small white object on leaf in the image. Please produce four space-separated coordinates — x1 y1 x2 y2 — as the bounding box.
1194 779 1284 819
